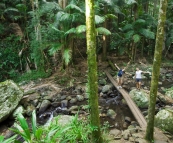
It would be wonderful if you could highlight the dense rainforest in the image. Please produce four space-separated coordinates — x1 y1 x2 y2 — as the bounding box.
0 0 173 82
0 0 173 143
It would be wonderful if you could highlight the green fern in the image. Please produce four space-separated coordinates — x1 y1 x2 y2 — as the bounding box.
49 43 63 55
125 30 134 39
65 28 76 36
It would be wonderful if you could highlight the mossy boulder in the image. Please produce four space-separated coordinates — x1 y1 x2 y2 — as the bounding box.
155 109 173 134
129 89 149 108
0 80 23 122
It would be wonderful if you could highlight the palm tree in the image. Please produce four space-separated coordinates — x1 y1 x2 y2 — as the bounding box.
145 0 168 142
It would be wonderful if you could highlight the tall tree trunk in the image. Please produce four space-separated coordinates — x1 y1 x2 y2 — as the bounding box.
145 0 168 142
102 6 108 61
85 0 103 142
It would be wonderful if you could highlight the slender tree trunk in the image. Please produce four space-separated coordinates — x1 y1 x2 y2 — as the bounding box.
85 0 103 142
102 6 108 61
145 0 168 142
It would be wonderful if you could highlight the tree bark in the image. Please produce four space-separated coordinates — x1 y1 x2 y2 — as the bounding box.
145 0 168 142
85 0 103 142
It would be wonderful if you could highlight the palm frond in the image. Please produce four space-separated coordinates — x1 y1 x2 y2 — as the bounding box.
49 43 63 55
95 15 105 24
4 8 19 13
60 13 71 22
65 4 84 13
76 25 86 34
96 27 111 35
122 24 133 32
125 30 134 39
104 14 117 20
133 34 141 43
65 28 76 36
54 11 65 26
51 26 65 34
139 28 155 39
63 48 71 66
133 19 146 28
125 0 137 5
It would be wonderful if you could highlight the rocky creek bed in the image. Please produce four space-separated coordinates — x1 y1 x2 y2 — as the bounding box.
0 64 173 142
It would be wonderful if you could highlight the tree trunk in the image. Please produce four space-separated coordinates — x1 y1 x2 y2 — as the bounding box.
102 6 108 61
85 0 103 142
145 0 168 142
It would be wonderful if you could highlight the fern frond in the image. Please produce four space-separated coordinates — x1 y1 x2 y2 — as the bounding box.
139 28 155 39
60 13 71 22
63 48 71 65
95 15 105 24
133 19 146 28
96 27 111 35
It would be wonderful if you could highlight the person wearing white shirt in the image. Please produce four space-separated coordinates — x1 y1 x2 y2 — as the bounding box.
135 68 143 90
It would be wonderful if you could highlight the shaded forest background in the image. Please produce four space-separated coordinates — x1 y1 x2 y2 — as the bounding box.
0 0 173 82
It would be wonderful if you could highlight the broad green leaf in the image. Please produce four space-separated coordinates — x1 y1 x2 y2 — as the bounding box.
139 28 155 39
76 25 86 34
95 15 105 24
31 110 37 136
96 27 111 35
133 34 141 43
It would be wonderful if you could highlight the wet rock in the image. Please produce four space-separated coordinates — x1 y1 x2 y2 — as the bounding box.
20 92 40 108
125 116 131 124
11 105 25 119
107 109 117 119
0 80 23 123
157 91 173 104
99 79 106 85
51 101 61 107
69 98 77 104
129 89 149 108
76 95 84 101
26 104 36 116
51 115 74 127
38 100 51 113
155 109 173 134
122 130 130 140
68 105 79 112
60 95 67 100
123 122 129 129
23 89 36 95
102 85 112 93
109 129 121 137
61 100 68 107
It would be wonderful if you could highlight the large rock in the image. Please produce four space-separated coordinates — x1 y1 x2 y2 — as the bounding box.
0 80 23 122
155 109 173 134
129 89 149 108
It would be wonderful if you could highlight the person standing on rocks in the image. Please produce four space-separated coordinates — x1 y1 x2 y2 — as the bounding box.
114 62 130 89
135 68 150 90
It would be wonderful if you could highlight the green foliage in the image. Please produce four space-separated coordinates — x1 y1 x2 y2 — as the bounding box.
16 70 51 83
96 27 111 35
0 135 17 143
139 28 155 39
